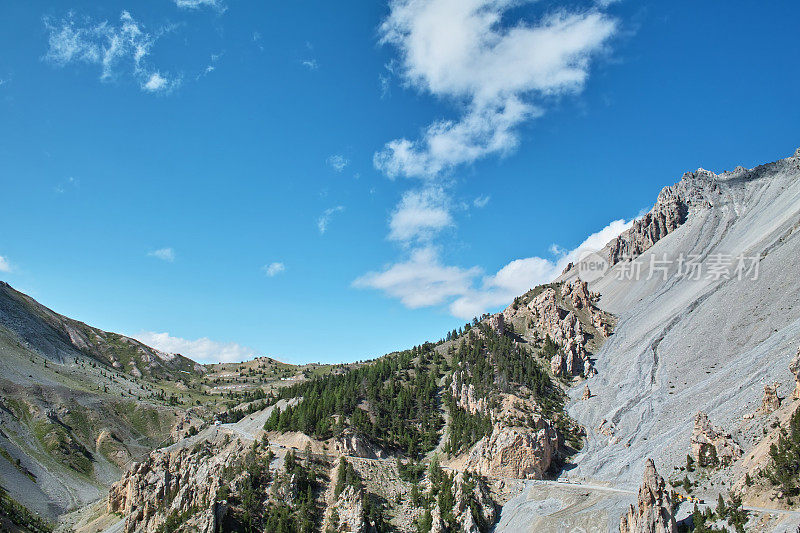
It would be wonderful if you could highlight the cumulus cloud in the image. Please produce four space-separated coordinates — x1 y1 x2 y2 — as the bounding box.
375 1 617 179
263 262 286 277
134 331 255 364
317 206 345 234
326 154 349 172
0 256 12 273
353 247 480 308
356 218 632 319
389 187 453 243
148 247 176 262
43 11 179 94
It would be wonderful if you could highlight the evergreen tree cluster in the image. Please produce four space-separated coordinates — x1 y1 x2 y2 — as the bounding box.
767 406 800 498
264 346 443 458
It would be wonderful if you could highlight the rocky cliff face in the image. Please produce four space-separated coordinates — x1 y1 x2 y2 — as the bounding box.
107 437 247 533
606 167 729 266
325 483 366 533
503 281 611 378
450 370 487 415
464 419 558 480
619 459 677 533
462 394 559 480
429 472 496 533
690 411 743 467
790 346 800 399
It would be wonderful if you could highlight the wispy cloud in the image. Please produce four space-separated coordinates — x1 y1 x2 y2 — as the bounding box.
54 176 79 194
173 0 226 11
326 155 349 172
356 218 632 319
262 262 286 277
389 187 453 243
317 206 345 234
375 1 618 179
473 195 490 208
43 10 180 94
0 256 12 273
134 331 255 364
148 247 176 262
301 59 319 70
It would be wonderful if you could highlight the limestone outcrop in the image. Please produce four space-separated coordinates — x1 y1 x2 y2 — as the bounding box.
326 484 366 533
619 459 677 533
450 370 487 415
760 383 781 413
332 428 385 459
790 346 800 399
607 168 722 266
107 438 246 533
501 281 611 378
430 473 496 533
463 417 558 480
690 412 742 467
487 313 505 335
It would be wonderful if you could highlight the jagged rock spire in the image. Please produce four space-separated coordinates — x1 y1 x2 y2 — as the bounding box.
619 459 677 533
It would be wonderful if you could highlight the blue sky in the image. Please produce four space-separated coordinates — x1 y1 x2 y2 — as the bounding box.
0 1 798 364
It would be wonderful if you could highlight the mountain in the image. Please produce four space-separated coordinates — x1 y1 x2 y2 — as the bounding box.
0 282 344 531
498 147 800 531
6 148 800 533
0 282 203 379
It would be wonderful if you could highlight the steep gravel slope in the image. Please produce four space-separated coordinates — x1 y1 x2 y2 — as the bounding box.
497 148 800 531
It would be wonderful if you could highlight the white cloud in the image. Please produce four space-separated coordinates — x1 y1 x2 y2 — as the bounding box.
326 154 349 172
356 218 632 319
43 11 179 94
263 262 286 277
174 0 226 11
375 1 617 179
0 256 12 273
353 247 480 309
473 195 490 208
317 206 345 234
302 59 319 70
148 247 176 262
134 331 255 364
389 187 453 243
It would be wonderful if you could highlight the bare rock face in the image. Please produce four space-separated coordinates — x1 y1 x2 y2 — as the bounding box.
690 412 743 467
619 459 677 533
464 417 558 480
608 168 727 266
326 484 366 533
487 313 505 335
332 428 384 459
760 383 781 413
430 473 497 533
107 438 246 533
450 370 487 415
790 346 800 399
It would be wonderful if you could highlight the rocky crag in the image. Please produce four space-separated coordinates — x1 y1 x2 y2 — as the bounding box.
619 459 677 533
